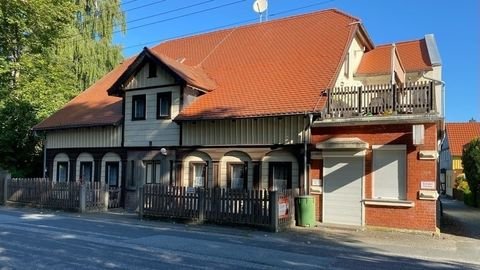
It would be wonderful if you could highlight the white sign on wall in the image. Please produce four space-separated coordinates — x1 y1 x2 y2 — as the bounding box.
420 181 436 190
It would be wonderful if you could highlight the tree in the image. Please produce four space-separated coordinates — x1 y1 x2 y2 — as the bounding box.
0 0 126 176
462 138 480 206
58 0 126 91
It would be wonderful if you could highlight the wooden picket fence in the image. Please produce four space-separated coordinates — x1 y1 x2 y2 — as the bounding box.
4 178 107 212
140 184 296 231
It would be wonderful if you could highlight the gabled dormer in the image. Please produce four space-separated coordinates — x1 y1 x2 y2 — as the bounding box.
107 48 216 147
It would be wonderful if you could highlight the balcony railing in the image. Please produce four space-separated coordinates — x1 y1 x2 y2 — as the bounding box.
324 82 435 119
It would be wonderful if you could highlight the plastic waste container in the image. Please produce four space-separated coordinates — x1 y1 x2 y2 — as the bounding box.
295 195 315 227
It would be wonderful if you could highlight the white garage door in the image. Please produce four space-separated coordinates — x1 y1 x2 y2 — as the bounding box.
323 157 363 226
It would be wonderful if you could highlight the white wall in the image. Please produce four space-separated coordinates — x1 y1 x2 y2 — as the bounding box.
182 151 213 187
333 35 364 88
124 62 181 147
52 153 69 182
75 152 94 182
219 151 252 189
101 152 122 186
260 150 299 189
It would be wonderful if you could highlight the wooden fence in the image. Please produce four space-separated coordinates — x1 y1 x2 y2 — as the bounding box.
140 185 296 231
3 178 108 212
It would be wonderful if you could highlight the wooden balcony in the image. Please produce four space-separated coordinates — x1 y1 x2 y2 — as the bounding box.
323 82 435 120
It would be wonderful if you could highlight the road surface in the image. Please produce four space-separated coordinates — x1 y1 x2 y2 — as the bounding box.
0 206 478 269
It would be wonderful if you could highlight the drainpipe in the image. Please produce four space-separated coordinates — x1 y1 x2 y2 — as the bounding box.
43 137 47 178
303 113 314 195
422 72 446 138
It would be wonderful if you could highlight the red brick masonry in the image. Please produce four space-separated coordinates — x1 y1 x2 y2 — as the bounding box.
311 123 438 231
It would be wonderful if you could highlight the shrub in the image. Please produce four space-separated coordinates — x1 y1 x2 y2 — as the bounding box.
464 187 476 207
455 174 469 191
462 138 480 207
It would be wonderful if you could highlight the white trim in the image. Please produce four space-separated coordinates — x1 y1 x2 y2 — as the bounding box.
364 199 414 208
372 144 406 150
322 150 366 158
372 147 407 200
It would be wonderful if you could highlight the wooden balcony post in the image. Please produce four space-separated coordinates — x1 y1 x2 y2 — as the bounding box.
357 86 362 115
429 81 434 112
392 84 397 112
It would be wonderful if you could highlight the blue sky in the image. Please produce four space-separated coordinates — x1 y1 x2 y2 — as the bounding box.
116 0 479 122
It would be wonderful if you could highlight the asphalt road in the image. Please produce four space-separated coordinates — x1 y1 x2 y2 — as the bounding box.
0 206 479 270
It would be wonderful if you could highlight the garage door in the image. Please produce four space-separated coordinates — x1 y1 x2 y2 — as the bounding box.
323 157 363 226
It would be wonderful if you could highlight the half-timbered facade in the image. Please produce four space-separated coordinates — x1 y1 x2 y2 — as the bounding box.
33 9 444 232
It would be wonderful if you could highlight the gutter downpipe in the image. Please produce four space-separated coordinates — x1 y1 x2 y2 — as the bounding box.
303 113 314 195
43 137 47 178
422 72 446 134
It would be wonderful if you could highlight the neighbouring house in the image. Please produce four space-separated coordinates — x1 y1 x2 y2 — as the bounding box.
33 9 444 232
440 122 480 196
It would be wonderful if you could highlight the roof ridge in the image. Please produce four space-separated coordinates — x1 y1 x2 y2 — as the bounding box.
152 8 358 50
376 38 426 48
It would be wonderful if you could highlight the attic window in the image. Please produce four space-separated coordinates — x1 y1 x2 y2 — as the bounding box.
148 62 157 78
344 53 350 77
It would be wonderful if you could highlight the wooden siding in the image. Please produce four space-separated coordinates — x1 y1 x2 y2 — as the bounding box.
125 62 176 90
123 61 181 147
182 115 307 146
46 126 122 149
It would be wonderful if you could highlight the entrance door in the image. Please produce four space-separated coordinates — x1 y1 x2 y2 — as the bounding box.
323 156 363 226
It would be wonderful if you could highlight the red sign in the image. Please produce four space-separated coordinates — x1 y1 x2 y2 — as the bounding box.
278 197 289 218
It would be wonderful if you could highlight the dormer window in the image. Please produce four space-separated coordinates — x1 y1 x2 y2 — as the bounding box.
148 62 157 78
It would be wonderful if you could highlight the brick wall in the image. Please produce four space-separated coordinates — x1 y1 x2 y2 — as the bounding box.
309 159 322 221
311 123 439 232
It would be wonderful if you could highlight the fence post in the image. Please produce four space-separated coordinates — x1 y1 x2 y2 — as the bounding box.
79 183 86 213
2 172 10 205
138 185 144 219
104 185 109 211
198 188 205 223
269 191 279 232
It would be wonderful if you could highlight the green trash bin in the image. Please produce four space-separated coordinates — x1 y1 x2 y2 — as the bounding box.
296 195 315 227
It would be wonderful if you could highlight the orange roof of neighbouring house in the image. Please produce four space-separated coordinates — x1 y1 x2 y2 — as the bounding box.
446 122 480 156
356 39 432 75
33 58 134 130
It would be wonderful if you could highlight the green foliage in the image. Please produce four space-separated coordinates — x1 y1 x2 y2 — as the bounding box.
455 174 469 191
462 138 480 207
0 98 42 177
0 0 126 176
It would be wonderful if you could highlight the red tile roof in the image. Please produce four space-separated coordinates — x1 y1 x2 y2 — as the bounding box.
35 9 436 129
147 49 217 91
356 39 432 75
33 58 134 130
446 122 480 156
152 9 359 120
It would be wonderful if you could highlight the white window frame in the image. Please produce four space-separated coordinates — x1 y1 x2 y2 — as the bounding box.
372 145 407 200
